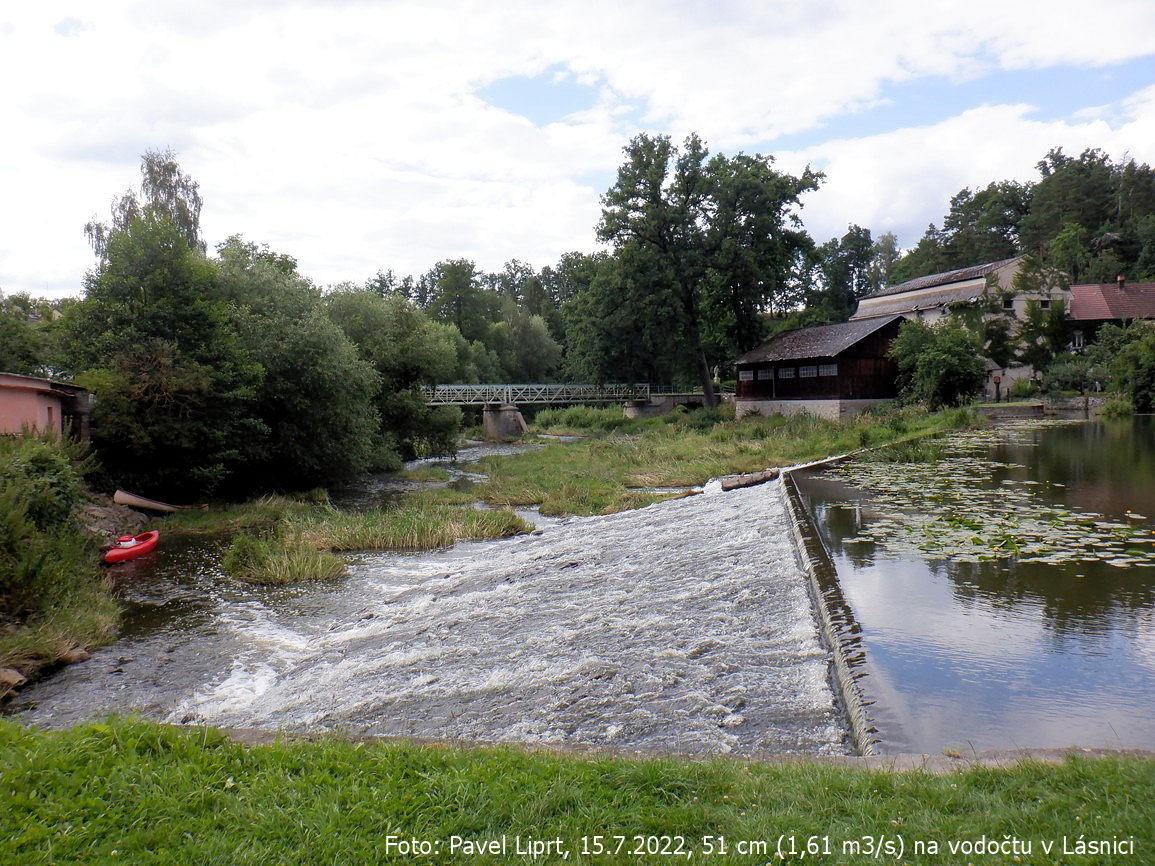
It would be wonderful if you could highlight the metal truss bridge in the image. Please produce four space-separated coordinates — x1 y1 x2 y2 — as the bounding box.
420 383 654 406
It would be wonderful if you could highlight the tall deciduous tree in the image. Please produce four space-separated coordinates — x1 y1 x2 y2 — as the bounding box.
216 238 381 490
66 217 262 498
596 133 819 403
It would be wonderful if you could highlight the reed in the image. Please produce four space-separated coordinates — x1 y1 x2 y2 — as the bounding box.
222 532 346 584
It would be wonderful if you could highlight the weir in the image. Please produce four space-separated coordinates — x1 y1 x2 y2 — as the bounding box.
14 461 853 757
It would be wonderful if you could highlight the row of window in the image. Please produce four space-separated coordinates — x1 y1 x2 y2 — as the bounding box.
738 363 838 381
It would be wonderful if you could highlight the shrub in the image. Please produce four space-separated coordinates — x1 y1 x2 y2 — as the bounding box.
0 434 99 620
889 319 986 410
1008 377 1039 399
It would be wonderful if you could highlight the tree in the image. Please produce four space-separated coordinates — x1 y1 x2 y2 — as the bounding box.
65 217 262 498
888 319 986 409
422 259 500 343
1083 320 1155 412
0 292 47 375
808 224 878 321
867 231 902 290
597 133 819 403
215 238 381 490
84 149 205 260
325 286 463 460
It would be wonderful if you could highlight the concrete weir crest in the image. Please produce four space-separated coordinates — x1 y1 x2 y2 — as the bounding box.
780 468 880 757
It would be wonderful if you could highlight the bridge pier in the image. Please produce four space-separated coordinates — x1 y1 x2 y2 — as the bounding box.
482 403 528 440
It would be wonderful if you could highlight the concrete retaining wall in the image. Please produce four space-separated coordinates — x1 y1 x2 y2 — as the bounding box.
780 470 880 756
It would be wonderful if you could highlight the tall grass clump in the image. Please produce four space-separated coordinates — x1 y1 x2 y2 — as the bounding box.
222 531 346 584
294 494 529 551
533 404 641 433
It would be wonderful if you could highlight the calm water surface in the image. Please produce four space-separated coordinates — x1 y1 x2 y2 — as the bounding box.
796 418 1155 753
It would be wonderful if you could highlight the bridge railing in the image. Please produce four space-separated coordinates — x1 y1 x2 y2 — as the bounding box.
420 383 652 406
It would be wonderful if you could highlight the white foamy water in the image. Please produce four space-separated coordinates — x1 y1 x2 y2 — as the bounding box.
169 481 848 755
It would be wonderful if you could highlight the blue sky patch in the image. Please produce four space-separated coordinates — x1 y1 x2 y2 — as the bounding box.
479 65 601 126
765 55 1155 152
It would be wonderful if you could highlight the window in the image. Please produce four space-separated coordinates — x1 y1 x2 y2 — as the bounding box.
1003 298 1014 310
1040 299 1051 309
1072 330 1085 350
799 365 818 378
818 363 838 377
738 370 754 381
778 367 795 379
757 368 773 380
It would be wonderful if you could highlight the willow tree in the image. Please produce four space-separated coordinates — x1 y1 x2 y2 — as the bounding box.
597 133 819 403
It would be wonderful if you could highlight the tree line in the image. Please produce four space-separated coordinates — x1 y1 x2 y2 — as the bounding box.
4 140 1155 498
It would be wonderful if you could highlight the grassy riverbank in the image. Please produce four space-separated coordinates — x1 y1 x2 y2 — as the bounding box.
163 404 980 580
481 404 979 516
3 717 1151 864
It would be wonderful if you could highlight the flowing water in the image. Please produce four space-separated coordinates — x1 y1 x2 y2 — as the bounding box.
795 417 1155 754
12 449 848 756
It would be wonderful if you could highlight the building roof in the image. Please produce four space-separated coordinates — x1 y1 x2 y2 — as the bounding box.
0 371 87 396
735 315 904 365
864 256 1023 300
852 284 991 318
1069 281 1155 321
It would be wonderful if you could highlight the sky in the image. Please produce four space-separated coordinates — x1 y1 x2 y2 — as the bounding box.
3 1 1155 299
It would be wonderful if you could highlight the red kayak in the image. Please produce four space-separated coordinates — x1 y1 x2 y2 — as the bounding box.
103 530 160 564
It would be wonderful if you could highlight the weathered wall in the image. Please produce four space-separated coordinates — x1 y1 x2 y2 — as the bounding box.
0 388 61 435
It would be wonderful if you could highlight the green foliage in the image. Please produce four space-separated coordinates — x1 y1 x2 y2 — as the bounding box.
1079 320 1155 411
324 287 463 461
889 320 986 410
84 148 205 259
1041 354 1106 395
0 434 99 622
807 224 884 320
0 293 49 375
1108 321 1155 412
890 147 1155 285
1007 377 1039 399
216 238 381 493
593 133 820 398
222 531 346 584
64 213 264 498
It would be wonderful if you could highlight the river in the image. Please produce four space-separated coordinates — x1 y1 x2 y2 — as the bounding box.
11 445 848 757
795 417 1155 754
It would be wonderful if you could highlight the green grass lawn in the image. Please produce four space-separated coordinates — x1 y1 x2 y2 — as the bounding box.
2 718 1150 864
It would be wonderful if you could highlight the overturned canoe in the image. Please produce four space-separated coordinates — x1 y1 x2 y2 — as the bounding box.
113 489 204 513
103 530 160 564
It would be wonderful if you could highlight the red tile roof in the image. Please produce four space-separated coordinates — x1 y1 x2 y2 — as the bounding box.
1069 282 1155 321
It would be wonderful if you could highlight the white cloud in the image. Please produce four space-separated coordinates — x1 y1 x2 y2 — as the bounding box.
2 1 1155 297
781 96 1155 247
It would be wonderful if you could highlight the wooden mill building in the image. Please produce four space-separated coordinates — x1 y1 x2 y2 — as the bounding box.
733 314 905 420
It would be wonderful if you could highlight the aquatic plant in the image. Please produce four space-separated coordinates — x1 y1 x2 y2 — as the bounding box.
827 422 1155 566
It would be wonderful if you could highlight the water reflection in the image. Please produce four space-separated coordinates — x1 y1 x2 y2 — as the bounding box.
796 418 1155 753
